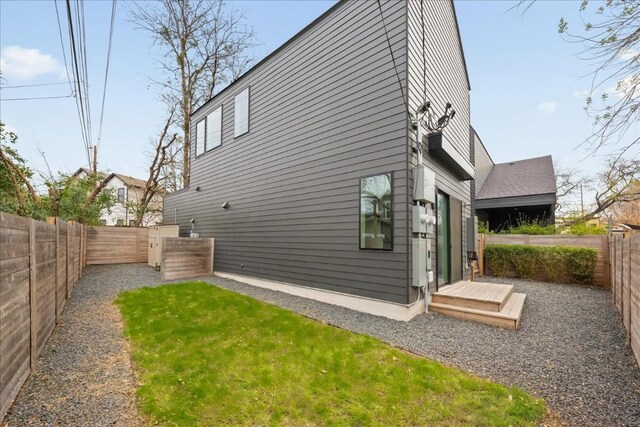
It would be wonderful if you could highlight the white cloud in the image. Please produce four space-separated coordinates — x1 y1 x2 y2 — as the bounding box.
538 101 557 113
0 46 64 81
572 90 590 98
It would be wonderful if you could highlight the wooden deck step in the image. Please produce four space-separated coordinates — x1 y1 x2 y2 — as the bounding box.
429 292 526 330
431 280 513 312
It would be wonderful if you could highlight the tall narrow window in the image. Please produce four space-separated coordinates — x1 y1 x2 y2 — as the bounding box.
234 87 249 137
196 119 206 156
206 106 222 150
359 173 393 250
117 188 125 202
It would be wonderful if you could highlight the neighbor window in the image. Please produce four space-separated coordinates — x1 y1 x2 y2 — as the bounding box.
196 119 206 156
359 173 393 250
206 106 222 150
116 219 124 226
117 188 125 202
234 87 249 137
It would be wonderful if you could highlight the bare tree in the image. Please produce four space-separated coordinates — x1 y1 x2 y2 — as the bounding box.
515 0 639 157
129 109 180 226
132 0 254 188
558 157 640 226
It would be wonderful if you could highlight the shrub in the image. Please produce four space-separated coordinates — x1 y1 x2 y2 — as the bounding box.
484 244 598 285
538 247 564 282
564 247 598 284
484 244 510 276
509 245 539 279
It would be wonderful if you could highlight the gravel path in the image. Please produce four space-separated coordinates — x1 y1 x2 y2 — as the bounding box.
4 264 639 426
2 265 160 427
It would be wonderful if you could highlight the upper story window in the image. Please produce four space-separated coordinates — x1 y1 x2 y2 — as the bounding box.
234 87 250 138
117 187 125 202
359 173 393 251
196 119 206 156
206 106 222 151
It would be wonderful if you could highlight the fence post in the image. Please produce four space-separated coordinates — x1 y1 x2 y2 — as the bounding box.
28 219 37 372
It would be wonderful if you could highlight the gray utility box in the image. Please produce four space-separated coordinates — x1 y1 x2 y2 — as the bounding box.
413 165 436 203
412 237 432 288
412 205 436 235
466 216 478 252
148 225 180 268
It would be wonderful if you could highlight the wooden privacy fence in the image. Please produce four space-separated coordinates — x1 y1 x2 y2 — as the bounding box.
0 213 86 421
86 226 148 264
161 237 214 281
610 234 640 367
483 234 610 286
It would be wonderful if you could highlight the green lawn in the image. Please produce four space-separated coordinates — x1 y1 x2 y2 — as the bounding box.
116 281 545 426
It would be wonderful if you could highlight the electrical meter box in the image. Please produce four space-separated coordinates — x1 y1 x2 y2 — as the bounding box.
412 238 427 287
412 205 427 234
413 165 436 203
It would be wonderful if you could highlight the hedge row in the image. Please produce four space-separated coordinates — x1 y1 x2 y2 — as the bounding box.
484 244 598 285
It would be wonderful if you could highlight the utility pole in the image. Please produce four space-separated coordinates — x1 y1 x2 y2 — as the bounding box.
92 145 98 173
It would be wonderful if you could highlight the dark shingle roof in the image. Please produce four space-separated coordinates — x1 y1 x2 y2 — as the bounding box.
475 155 556 200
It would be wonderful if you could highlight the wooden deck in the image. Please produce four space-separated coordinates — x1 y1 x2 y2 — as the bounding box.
429 281 526 330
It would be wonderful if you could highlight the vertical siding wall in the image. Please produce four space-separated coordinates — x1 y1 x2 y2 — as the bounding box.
165 0 410 303
0 214 86 422
406 0 472 300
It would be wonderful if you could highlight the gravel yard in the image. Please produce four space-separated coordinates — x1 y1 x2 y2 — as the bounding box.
4 264 639 426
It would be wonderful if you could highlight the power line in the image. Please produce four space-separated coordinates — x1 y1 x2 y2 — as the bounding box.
1 81 76 89
65 0 92 166
97 0 117 149
0 94 74 101
54 0 75 94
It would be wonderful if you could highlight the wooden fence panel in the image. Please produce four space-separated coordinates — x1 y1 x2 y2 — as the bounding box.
161 237 214 281
0 213 90 422
615 237 623 314
630 236 640 365
33 221 57 359
0 213 31 421
86 226 148 264
484 234 610 286
623 239 631 333
56 221 67 318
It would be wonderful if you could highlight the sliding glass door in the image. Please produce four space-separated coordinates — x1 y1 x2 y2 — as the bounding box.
437 192 450 285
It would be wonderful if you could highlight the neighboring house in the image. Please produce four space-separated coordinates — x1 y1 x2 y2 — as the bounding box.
72 168 162 226
471 129 557 232
164 0 552 320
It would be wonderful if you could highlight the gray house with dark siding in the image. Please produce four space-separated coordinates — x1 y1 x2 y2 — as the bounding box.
164 0 477 320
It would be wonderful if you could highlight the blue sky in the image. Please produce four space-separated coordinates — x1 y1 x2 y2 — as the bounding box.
0 0 632 190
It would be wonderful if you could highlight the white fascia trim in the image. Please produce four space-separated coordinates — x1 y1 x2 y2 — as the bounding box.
214 271 424 322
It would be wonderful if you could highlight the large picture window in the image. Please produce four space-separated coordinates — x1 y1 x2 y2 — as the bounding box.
234 87 249 137
359 173 393 250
